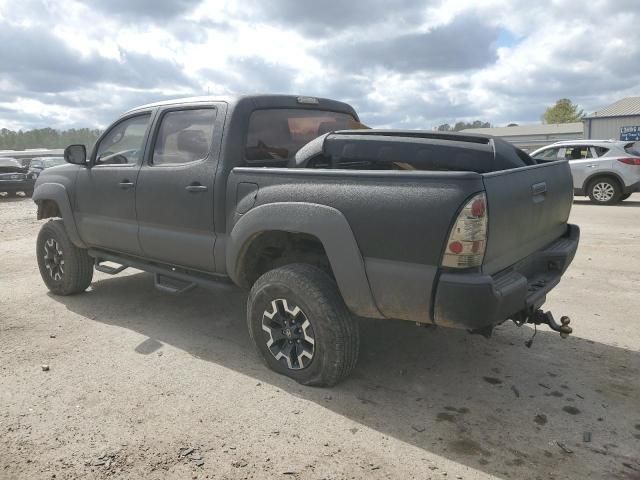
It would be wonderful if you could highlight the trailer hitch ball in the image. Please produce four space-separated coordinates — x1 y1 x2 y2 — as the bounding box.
559 316 572 338
528 310 572 337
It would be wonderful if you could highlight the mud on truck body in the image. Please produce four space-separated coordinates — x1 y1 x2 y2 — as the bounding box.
33 95 579 386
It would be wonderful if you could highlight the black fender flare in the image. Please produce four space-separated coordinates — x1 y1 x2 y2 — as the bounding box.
226 202 383 319
582 171 625 192
33 183 86 248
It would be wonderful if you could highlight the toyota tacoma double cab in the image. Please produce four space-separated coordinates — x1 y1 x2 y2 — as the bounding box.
33 94 579 386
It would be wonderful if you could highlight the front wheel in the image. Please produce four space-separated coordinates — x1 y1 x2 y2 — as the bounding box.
37 220 94 295
620 193 632 201
247 264 359 387
587 177 622 205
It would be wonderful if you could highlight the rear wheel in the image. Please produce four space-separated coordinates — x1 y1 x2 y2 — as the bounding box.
620 193 631 201
587 177 622 205
247 264 359 387
24 189 34 197
37 220 94 295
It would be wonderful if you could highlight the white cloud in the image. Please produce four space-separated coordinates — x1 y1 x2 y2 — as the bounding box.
0 0 639 130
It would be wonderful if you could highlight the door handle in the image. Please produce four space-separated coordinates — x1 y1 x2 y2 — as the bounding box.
119 180 135 189
532 182 547 196
185 184 208 192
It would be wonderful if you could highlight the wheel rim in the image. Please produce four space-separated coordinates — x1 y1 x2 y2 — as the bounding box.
592 182 615 202
261 298 315 370
43 238 64 281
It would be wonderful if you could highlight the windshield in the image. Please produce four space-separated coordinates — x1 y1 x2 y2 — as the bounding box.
43 157 66 168
624 142 640 156
245 109 364 163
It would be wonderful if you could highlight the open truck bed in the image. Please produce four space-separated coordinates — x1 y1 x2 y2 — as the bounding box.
228 130 578 334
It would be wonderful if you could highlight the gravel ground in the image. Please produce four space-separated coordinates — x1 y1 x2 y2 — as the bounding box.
1 193 639 480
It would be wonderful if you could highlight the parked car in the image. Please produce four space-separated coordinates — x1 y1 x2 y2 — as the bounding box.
530 140 640 204
32 95 579 386
0 157 35 197
28 156 66 179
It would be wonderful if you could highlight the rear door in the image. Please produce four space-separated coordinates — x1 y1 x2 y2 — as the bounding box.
561 145 607 189
134 103 225 271
481 161 574 274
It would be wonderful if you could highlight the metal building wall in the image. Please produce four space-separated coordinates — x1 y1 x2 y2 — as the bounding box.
584 115 640 140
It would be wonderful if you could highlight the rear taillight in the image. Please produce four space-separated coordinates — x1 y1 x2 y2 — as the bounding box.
618 157 640 166
442 192 488 269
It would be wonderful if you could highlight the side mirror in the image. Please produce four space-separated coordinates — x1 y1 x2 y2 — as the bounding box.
64 144 87 165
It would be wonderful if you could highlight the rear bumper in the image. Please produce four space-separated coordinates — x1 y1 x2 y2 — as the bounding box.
623 180 640 194
433 224 579 330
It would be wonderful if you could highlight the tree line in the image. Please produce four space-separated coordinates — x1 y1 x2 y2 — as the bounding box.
0 128 102 151
0 99 584 150
435 98 584 132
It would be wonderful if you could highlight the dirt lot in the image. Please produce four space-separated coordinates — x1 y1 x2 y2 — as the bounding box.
1 194 639 480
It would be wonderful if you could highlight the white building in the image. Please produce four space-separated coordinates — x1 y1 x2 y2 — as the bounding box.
583 97 640 141
461 123 583 151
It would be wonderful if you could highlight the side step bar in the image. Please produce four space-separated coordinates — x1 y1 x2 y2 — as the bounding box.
94 259 128 275
154 273 196 295
88 249 236 294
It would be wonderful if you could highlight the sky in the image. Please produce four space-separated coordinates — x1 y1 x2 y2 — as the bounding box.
0 0 639 131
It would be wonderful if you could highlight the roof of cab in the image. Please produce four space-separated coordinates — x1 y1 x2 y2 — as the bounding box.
124 94 356 116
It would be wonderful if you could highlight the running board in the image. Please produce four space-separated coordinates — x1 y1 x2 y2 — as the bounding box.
87 249 236 294
154 273 196 295
94 259 128 275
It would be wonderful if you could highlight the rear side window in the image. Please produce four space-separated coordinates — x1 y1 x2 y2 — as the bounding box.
245 109 361 164
563 146 592 160
152 108 216 165
593 146 610 156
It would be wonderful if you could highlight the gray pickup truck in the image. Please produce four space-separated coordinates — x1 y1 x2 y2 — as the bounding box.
33 94 579 386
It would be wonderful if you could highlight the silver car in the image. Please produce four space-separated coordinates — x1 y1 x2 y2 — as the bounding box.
530 140 640 204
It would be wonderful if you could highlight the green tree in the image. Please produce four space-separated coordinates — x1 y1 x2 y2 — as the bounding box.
542 99 584 124
437 123 451 132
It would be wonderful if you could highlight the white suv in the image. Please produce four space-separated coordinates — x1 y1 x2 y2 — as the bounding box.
531 140 640 204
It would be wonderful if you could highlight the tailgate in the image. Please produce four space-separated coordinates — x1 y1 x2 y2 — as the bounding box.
481 160 573 275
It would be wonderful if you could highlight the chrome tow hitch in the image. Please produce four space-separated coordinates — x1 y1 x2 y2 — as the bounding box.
520 309 572 347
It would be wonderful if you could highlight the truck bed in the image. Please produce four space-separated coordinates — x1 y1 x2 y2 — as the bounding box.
227 157 574 325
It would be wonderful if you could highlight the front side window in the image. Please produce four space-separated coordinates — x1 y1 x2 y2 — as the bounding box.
95 114 151 165
245 109 362 163
152 108 217 165
563 146 592 160
532 147 560 161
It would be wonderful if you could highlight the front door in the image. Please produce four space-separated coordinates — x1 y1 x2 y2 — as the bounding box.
135 105 221 272
74 112 152 255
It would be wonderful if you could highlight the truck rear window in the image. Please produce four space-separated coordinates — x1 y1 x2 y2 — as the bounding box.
245 109 361 163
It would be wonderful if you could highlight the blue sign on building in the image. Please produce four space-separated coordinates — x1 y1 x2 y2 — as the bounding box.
620 126 640 141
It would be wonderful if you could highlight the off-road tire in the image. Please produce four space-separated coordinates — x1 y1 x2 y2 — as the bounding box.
37 219 94 295
247 263 359 387
587 176 622 205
